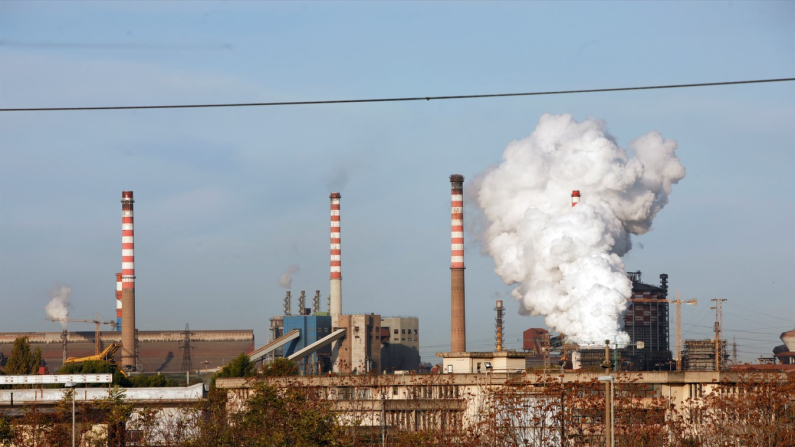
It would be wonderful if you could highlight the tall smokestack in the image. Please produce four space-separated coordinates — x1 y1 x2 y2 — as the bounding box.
120 191 136 370
115 272 122 331
450 175 466 352
329 193 342 316
571 190 580 207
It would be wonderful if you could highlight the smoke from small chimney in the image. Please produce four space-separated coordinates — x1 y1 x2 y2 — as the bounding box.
45 285 71 329
278 264 299 289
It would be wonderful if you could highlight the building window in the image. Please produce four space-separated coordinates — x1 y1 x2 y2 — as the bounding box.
414 329 418 334
394 329 398 334
401 329 405 334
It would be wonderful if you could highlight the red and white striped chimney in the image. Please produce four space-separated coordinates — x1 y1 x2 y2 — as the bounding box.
329 192 342 316
571 190 580 207
450 175 466 352
115 272 122 331
120 191 136 370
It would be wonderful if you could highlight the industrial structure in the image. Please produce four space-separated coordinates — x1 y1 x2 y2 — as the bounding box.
0 330 254 373
494 300 505 352
329 192 342 317
115 272 122 331
450 174 466 353
380 317 420 372
623 271 673 370
683 340 729 371
120 191 137 371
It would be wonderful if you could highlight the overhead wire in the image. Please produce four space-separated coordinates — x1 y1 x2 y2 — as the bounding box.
1 77 793 112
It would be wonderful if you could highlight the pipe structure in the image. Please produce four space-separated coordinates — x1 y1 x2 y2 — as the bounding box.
329 193 342 316
450 175 466 353
115 273 122 331
571 190 580 207
120 191 136 370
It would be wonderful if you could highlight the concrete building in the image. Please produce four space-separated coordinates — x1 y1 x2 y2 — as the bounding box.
1 383 206 445
437 351 531 374
217 370 786 438
331 314 381 374
381 317 420 373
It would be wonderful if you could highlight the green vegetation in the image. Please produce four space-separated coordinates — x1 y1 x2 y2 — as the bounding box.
5 337 42 375
261 357 299 377
210 352 255 387
57 360 178 387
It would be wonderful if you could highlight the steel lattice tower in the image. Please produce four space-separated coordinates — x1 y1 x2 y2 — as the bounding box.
180 323 196 373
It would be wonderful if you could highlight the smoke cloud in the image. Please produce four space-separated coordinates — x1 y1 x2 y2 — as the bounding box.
45 285 72 329
476 114 685 345
278 264 300 289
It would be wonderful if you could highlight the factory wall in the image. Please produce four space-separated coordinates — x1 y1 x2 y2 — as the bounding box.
0 330 253 373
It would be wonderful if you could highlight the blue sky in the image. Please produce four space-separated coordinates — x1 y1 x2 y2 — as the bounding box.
1 1 793 363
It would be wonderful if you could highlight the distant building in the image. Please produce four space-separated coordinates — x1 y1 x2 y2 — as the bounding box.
381 317 420 372
0 330 254 373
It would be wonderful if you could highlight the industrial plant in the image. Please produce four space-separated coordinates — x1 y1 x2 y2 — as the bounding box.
0 179 791 380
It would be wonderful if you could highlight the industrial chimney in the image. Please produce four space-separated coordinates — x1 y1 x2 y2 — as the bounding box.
495 300 504 351
115 272 122 331
450 175 466 352
120 191 136 371
571 190 580 207
329 193 342 316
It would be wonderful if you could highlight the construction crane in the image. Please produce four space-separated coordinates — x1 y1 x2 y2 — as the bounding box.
64 342 127 377
47 313 119 355
631 292 697 371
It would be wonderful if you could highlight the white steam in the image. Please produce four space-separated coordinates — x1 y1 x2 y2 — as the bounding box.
45 285 72 329
476 114 685 345
278 264 299 289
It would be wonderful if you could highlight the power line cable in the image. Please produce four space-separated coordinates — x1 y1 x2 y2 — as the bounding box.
1 77 793 112
731 302 795 323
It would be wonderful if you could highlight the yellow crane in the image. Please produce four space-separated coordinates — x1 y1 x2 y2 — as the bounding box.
64 342 127 377
46 313 118 355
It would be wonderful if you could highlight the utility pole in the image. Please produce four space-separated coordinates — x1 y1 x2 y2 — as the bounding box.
381 393 386 447
542 334 551 372
600 340 614 447
710 299 727 371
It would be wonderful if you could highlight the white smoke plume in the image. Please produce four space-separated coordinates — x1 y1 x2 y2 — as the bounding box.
45 285 72 329
476 114 685 345
278 264 299 289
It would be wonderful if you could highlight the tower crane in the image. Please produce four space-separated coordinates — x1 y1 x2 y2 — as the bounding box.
47 313 119 355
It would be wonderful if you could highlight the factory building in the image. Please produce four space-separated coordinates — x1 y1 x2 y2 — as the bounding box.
0 330 254 373
380 317 420 373
623 271 673 370
282 314 333 374
332 314 382 374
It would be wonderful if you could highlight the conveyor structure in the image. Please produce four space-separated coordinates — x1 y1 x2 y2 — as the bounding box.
288 329 346 362
249 329 300 363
